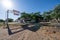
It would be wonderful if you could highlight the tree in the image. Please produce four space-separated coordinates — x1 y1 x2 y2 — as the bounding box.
0 19 5 22
42 11 52 22
18 4 60 22
34 12 43 22
5 18 13 22
30 12 43 22
21 12 30 19
20 12 43 23
30 12 36 20
20 12 31 22
51 4 60 22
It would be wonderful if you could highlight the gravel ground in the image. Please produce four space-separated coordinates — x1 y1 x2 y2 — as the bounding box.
0 25 60 40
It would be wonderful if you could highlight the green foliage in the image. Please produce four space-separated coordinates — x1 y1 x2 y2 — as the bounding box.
8 18 13 22
21 12 31 19
0 19 5 22
19 12 43 22
53 4 60 19
42 11 52 21
18 4 60 22
42 4 60 22
5 18 13 22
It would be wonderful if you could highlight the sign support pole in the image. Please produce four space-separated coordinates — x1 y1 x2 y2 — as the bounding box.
6 10 9 27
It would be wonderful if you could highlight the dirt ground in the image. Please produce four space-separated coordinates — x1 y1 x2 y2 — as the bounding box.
0 24 60 40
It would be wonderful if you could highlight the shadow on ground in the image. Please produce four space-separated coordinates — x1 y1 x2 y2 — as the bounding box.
7 23 41 35
7 25 13 35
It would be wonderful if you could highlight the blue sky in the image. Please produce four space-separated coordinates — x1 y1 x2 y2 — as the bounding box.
0 0 60 20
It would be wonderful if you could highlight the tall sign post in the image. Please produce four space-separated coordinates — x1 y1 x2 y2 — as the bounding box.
6 9 20 27
6 10 9 27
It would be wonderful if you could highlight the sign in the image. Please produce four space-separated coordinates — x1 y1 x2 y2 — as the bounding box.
13 9 20 15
